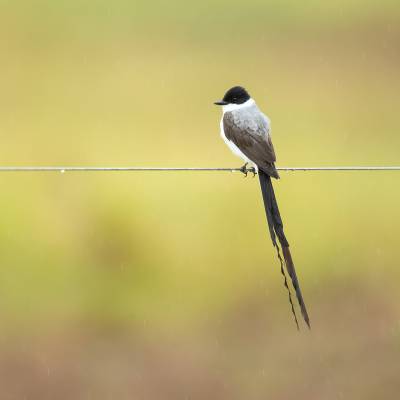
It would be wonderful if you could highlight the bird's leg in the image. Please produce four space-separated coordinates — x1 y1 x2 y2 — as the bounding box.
249 167 256 177
239 162 248 177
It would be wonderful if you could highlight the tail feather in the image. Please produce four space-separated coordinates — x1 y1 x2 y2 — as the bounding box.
258 169 311 329
275 242 300 330
281 246 310 328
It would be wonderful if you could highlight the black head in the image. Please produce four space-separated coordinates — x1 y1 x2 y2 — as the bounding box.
214 86 250 106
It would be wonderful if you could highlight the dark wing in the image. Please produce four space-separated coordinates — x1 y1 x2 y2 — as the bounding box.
223 111 279 178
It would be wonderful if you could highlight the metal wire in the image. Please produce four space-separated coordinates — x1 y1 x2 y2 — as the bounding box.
0 166 398 173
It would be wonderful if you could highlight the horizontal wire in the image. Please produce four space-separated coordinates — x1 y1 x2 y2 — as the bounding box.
0 166 399 172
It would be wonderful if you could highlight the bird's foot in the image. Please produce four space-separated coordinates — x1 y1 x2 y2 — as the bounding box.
239 163 249 177
239 163 257 177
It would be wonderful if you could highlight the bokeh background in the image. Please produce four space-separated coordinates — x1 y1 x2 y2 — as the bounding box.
1 1 400 398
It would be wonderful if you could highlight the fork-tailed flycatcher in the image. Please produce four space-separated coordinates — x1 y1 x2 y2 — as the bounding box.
215 86 310 329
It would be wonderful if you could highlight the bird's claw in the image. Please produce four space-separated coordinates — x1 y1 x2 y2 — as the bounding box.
239 163 248 177
239 163 256 178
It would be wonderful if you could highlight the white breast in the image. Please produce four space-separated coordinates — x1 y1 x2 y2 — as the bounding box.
219 98 258 168
219 118 253 164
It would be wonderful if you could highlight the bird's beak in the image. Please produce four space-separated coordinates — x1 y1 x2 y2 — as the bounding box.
214 100 228 106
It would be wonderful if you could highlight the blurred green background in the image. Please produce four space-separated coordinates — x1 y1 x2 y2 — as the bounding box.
0 1 400 398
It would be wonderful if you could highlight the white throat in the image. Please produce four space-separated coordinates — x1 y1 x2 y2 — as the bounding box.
222 98 255 114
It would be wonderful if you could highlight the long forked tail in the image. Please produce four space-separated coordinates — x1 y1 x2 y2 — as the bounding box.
258 169 311 329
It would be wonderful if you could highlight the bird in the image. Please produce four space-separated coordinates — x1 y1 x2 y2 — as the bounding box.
215 86 310 329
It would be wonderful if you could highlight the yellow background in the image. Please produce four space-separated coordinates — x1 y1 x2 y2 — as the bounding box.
0 1 399 398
